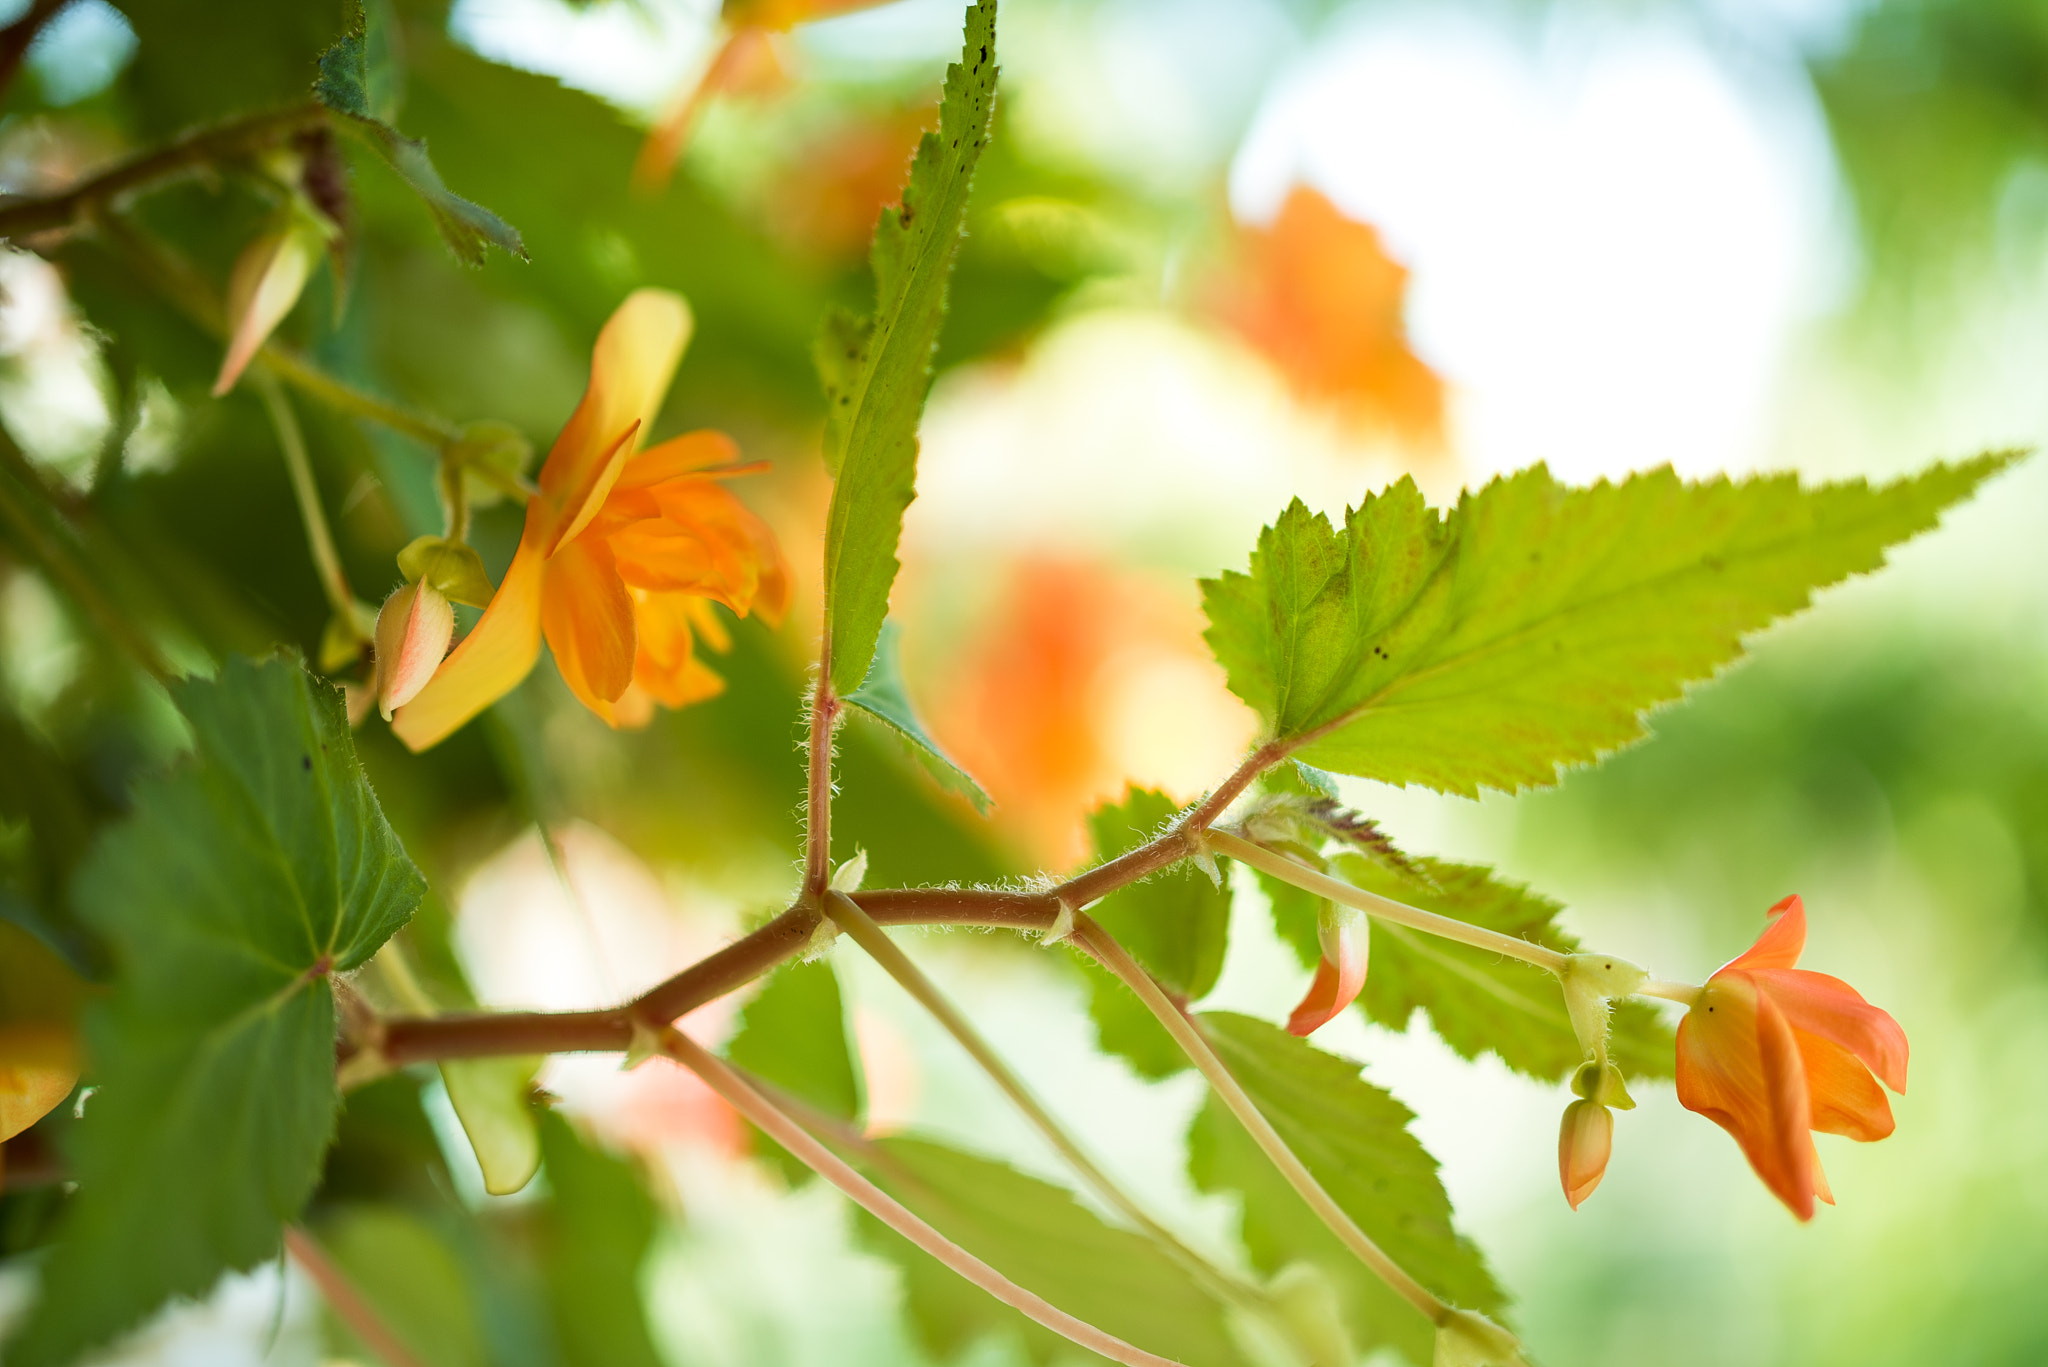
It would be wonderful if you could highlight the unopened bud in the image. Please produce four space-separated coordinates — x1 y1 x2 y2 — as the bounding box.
1434 1307 1526 1367
1558 1098 1614 1211
374 579 454 720
1286 904 1369 1037
213 218 327 396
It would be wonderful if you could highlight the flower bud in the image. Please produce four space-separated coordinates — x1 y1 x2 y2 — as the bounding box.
1434 1307 1526 1367
1286 904 1369 1036
213 217 328 396
374 578 454 720
1558 1098 1614 1211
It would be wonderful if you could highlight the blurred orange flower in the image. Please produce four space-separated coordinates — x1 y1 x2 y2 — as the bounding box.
1675 895 1909 1220
633 0 891 192
1219 185 1444 444
927 557 1254 867
393 290 788 750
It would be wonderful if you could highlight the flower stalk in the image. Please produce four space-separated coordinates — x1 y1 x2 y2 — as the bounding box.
658 1026 1187 1367
1209 829 1572 975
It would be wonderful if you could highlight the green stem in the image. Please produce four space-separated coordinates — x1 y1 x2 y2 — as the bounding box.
1074 915 1451 1327
1635 979 1701 1007
254 373 360 633
1210 829 1571 976
819 893 1269 1319
660 1027 1187 1367
256 345 459 453
804 680 838 897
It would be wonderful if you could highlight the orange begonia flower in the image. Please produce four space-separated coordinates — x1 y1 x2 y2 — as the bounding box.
1219 185 1445 445
392 289 788 750
632 0 889 192
1675 895 1909 1220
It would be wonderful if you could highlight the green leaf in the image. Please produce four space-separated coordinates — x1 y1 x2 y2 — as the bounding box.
1189 1013 1506 1367
728 956 865 1121
537 1111 667 1367
1333 854 1673 1082
1085 787 1231 999
8 656 423 1367
312 0 402 124
441 1056 543 1196
1202 456 2018 796
318 1206 487 1367
316 7 524 268
845 619 993 814
1078 957 1188 1081
820 0 999 696
854 1135 1251 1367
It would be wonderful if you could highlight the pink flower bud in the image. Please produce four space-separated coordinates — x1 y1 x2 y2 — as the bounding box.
1285 904 1369 1036
375 579 454 720
1558 1098 1614 1211
213 220 324 397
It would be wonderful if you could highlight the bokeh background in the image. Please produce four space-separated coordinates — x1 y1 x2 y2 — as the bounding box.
2 0 2046 1363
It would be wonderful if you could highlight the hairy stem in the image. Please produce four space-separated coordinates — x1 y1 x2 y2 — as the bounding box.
1075 915 1450 1327
820 892 1264 1316
0 105 329 241
660 1028 1187 1367
804 679 838 897
254 373 362 634
1210 829 1572 976
283 1226 431 1367
371 750 1286 1071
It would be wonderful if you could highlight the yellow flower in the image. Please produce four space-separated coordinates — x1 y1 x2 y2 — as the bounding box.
392 289 788 750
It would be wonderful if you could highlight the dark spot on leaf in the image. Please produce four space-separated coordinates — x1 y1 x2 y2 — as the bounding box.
301 755 312 772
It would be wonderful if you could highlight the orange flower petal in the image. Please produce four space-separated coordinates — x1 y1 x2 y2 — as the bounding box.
0 1022 78 1142
538 289 692 523
1678 976 1812 1218
548 420 641 555
542 534 637 713
1755 988 1818 1220
1752 966 1909 1094
392 526 547 752
629 591 730 707
1795 1030 1896 1141
1726 894 1806 972
616 430 744 492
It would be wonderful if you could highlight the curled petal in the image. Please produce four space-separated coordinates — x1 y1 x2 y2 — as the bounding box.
1796 1031 1895 1141
374 579 455 720
542 534 637 714
630 590 728 708
1726 894 1806 972
616 430 744 491
392 526 546 752
538 289 692 520
1557 1099 1613 1210
1751 966 1908 1094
